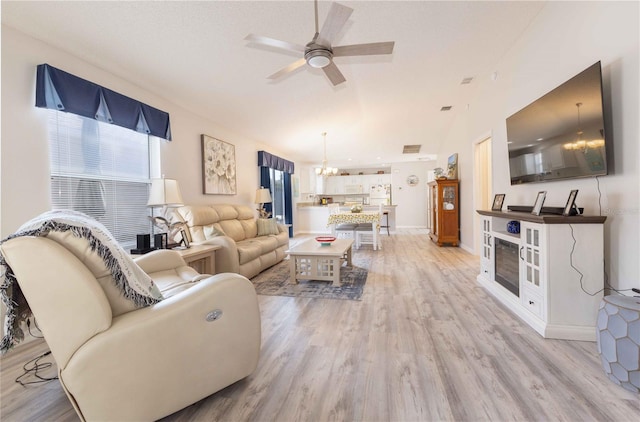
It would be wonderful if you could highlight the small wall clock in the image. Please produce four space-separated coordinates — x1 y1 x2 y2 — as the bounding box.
406 175 419 186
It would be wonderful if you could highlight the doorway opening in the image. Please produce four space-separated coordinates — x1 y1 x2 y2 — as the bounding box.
474 136 492 253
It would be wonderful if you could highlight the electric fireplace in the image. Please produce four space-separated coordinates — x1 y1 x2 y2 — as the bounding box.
494 238 520 296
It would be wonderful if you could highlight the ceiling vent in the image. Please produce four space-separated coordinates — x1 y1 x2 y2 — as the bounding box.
403 144 422 154
461 77 473 85
440 106 452 111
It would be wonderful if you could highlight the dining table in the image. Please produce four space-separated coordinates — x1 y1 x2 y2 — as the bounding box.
327 210 380 249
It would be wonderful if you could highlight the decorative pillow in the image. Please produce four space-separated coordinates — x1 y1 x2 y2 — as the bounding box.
256 218 279 236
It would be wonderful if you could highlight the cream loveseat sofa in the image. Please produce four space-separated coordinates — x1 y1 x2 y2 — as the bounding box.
173 204 289 279
0 218 261 421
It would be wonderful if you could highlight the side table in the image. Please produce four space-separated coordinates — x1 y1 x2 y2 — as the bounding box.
596 295 640 392
173 244 221 275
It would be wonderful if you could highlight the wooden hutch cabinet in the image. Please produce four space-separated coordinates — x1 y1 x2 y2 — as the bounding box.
428 179 459 246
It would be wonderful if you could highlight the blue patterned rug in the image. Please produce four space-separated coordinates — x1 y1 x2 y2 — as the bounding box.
250 257 369 301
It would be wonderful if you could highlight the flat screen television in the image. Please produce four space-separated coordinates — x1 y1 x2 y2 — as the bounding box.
506 62 608 185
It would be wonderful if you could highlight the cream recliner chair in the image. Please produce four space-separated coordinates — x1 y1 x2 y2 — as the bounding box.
0 232 261 421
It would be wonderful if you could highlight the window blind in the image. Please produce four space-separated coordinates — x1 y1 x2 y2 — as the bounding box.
48 110 152 249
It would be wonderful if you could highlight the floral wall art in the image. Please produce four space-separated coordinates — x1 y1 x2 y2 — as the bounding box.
201 134 237 195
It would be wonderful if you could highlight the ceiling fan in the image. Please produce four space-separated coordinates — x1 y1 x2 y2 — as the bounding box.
245 0 395 86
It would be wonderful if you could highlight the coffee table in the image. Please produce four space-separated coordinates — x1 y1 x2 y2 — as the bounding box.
286 238 354 287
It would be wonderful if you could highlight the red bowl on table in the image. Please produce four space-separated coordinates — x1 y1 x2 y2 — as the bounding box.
315 236 336 246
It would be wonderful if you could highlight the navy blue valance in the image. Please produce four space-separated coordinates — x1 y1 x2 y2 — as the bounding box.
258 150 295 174
36 63 172 140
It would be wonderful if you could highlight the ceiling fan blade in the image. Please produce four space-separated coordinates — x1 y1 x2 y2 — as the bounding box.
244 34 305 54
333 41 395 57
267 58 307 80
317 2 353 46
322 61 346 86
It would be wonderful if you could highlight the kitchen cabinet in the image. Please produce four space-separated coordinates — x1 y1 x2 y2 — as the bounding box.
298 168 324 195
323 175 369 194
428 179 459 246
362 174 391 190
325 176 342 194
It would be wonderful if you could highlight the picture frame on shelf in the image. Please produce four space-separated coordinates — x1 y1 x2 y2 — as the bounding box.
531 191 547 216
180 229 190 248
492 194 505 211
153 233 168 250
562 189 579 216
201 134 237 195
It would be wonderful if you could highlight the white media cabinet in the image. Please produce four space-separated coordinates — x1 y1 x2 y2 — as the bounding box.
476 210 607 341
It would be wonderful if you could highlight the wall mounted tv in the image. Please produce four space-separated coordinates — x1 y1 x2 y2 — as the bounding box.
506 62 608 185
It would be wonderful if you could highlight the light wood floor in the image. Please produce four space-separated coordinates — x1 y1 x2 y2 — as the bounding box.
2 230 638 421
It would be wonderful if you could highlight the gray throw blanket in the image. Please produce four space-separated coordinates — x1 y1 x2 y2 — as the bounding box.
0 210 163 354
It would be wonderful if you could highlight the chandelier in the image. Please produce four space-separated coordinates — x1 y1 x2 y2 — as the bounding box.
315 132 338 176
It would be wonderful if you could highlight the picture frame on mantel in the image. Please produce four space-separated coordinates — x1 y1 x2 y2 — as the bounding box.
201 134 237 195
532 191 547 216
492 194 505 211
562 189 579 216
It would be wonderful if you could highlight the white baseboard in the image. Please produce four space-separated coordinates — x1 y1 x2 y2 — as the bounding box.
477 274 596 342
545 325 596 342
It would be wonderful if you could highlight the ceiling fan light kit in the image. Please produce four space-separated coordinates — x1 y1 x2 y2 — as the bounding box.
245 1 395 86
305 48 332 68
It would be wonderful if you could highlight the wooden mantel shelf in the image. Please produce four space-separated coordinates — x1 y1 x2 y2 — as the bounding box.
476 210 606 224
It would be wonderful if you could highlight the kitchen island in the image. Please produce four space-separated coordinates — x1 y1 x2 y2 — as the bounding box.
296 204 397 234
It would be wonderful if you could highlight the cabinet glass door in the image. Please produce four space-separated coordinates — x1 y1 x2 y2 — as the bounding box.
442 186 456 210
521 223 544 293
482 218 492 261
480 217 493 279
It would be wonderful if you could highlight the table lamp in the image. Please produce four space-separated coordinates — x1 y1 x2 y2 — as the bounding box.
147 178 185 248
255 187 272 219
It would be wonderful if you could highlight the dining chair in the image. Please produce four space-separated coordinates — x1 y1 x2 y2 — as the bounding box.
328 203 357 239
354 204 382 250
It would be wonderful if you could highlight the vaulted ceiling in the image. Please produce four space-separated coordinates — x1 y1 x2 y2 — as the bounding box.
2 1 546 168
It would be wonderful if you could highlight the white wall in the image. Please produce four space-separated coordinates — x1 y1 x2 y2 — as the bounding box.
391 161 430 228
439 2 639 291
0 26 294 238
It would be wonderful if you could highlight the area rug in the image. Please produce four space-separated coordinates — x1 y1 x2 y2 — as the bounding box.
251 257 369 301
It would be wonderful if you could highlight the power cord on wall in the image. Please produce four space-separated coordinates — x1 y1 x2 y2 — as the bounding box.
568 224 602 296
593 176 639 295
568 224 635 296
595 175 603 216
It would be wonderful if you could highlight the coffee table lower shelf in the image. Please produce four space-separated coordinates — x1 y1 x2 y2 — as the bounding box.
286 238 353 287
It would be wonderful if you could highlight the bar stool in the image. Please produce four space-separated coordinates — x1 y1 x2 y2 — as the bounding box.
380 210 390 235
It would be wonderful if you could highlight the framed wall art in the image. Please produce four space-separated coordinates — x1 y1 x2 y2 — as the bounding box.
447 153 458 180
201 134 237 195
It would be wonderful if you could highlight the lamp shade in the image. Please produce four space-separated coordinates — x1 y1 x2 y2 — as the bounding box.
255 188 272 204
147 178 184 206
